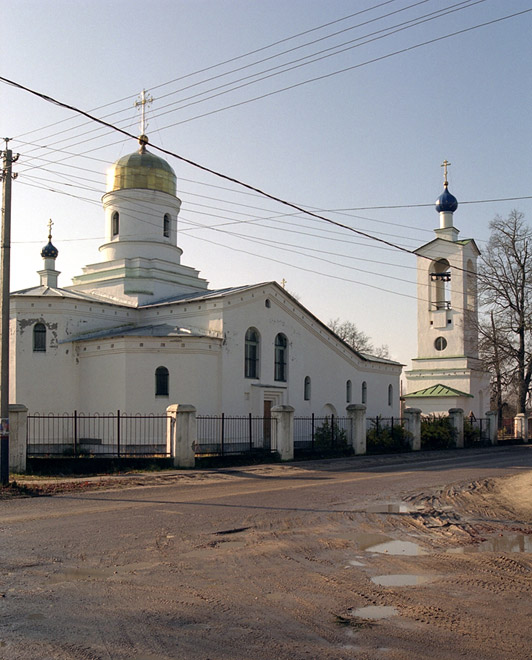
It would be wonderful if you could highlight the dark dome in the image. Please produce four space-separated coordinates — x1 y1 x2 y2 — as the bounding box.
435 185 458 213
41 241 58 259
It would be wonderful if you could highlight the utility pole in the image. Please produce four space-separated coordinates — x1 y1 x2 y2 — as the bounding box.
0 139 18 486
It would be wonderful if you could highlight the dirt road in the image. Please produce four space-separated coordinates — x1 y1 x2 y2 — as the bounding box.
1 447 532 659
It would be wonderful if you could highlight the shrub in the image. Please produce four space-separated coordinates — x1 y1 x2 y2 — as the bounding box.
366 417 411 454
314 417 347 448
464 420 482 447
421 415 456 450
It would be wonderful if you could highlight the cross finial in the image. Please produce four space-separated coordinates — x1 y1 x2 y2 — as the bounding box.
134 89 154 137
47 218 53 241
281 278 287 289
441 159 451 187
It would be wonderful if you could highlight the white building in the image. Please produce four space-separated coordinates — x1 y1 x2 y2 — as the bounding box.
404 166 490 417
10 136 402 419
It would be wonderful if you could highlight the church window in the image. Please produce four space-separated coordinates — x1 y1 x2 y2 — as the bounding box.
304 376 311 401
361 381 367 404
388 384 393 406
346 379 352 403
155 366 169 396
112 211 119 237
245 328 260 378
163 214 170 238
274 333 288 382
435 337 447 351
33 323 46 352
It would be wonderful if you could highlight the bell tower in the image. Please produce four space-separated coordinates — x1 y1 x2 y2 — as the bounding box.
404 163 490 417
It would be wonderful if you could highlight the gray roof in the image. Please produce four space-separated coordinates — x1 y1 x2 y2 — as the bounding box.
62 323 216 344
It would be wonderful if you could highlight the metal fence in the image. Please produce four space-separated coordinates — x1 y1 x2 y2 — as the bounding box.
293 414 350 452
27 411 170 457
195 414 273 456
366 416 408 453
465 417 491 445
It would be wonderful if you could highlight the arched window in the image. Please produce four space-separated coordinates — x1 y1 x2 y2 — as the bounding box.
112 211 119 237
274 333 288 382
361 381 367 404
155 366 169 396
304 376 311 401
163 213 170 238
346 379 352 403
245 328 260 378
33 323 46 352
430 258 451 310
388 384 393 406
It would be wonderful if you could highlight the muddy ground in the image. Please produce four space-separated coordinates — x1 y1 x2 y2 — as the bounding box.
1 459 532 659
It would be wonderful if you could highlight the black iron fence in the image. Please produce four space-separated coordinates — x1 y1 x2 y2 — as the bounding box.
27 411 170 457
465 417 491 446
293 414 350 452
366 416 409 453
195 414 272 456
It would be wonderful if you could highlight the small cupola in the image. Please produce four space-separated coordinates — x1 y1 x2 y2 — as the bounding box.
38 219 60 288
434 160 459 241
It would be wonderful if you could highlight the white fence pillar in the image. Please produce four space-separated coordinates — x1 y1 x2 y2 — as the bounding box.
9 404 28 474
485 410 498 446
166 404 196 468
403 407 421 451
449 408 464 448
346 404 366 455
514 413 526 441
271 405 294 461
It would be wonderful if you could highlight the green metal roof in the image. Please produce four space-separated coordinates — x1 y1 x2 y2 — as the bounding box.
404 384 473 398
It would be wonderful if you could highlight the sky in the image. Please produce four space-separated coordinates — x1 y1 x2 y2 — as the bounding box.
2 0 532 370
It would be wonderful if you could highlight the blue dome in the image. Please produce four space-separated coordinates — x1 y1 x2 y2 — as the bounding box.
41 241 58 259
435 185 458 213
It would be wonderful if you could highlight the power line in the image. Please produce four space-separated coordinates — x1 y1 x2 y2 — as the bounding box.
14 0 480 159
12 0 401 143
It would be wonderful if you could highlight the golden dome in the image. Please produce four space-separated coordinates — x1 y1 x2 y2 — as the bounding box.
106 137 177 196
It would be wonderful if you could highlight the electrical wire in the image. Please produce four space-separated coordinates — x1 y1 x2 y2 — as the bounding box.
15 0 481 159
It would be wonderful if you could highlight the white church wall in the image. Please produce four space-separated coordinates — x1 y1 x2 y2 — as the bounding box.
76 336 221 414
219 285 401 419
10 304 80 413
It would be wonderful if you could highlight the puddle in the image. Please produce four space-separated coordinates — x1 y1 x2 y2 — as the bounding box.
347 559 365 567
355 533 427 556
49 567 113 583
448 534 532 554
371 574 433 587
366 502 419 514
349 605 398 620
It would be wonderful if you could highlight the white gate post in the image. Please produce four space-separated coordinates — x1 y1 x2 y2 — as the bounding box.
514 413 526 441
167 404 196 468
271 405 294 461
346 404 366 455
403 408 421 451
449 408 464 448
9 404 28 474
485 410 498 446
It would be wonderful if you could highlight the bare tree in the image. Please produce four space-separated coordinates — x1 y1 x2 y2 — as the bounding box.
478 210 532 415
328 318 390 359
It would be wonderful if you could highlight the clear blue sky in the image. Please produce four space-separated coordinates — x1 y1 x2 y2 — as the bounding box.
2 0 532 369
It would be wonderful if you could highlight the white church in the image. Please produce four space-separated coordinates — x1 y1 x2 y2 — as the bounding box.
9 134 402 419
404 163 491 417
